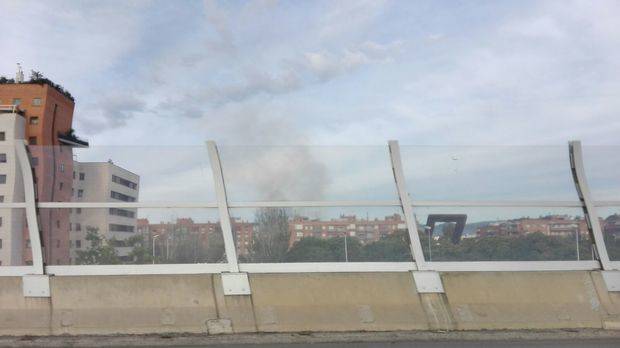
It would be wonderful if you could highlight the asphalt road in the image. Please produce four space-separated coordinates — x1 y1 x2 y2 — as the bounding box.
201 340 619 348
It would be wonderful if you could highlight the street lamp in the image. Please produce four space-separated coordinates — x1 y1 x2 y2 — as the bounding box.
152 234 159 264
343 231 349 262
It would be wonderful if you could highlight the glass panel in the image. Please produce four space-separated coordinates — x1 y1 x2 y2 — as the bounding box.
598 207 620 261
582 146 620 201
230 207 412 263
28 146 216 203
413 206 593 261
38 208 224 265
218 146 399 202
0 208 28 266
401 146 578 201
0 145 25 202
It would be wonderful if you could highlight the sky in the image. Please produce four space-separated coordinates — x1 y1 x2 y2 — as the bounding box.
1 0 619 146
1 0 619 223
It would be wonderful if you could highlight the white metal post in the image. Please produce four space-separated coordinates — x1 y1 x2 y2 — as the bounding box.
207 141 240 273
388 140 427 270
15 141 44 275
569 140 612 270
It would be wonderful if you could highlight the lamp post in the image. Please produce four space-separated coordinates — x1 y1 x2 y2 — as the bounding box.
343 231 349 262
152 234 159 264
576 229 580 261
425 226 432 261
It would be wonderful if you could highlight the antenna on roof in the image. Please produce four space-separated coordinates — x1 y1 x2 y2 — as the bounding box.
15 63 24 83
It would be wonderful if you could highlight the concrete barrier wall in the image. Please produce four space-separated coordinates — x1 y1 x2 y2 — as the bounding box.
0 271 618 335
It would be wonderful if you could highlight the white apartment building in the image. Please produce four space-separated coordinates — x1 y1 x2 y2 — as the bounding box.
70 161 140 263
0 110 26 266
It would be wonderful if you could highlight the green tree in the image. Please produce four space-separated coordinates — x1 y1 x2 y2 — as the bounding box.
126 234 153 264
284 237 338 262
205 226 226 263
75 227 120 265
361 230 412 261
248 208 290 262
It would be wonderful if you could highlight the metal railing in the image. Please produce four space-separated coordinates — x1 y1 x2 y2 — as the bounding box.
0 140 618 276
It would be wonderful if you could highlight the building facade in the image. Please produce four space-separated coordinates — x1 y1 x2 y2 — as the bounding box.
70 161 140 263
0 109 26 266
0 80 85 265
288 214 407 247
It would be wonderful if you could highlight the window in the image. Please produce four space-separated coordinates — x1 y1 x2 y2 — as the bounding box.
77 189 83 198
12 98 21 106
76 240 82 249
110 191 136 202
73 171 76 179
75 208 82 214
0 196 4 202
59 163 65 172
79 172 85 180
0 132 4 141
0 239 2 249
56 239 60 248
75 223 81 231
32 98 42 106
112 175 138 189
109 208 136 218
29 117 39 125
28 137 37 145
56 220 60 228
109 224 135 233
0 154 6 163
59 182 64 190
0 175 6 184
31 157 38 166
26 239 31 248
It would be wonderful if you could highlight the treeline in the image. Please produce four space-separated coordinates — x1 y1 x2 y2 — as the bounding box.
76 207 614 265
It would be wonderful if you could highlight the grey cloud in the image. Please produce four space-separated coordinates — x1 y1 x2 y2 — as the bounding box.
302 41 403 82
77 93 147 134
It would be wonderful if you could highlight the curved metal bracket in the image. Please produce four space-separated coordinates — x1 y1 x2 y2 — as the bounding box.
569 140 612 270
388 140 426 270
207 141 240 273
15 141 44 275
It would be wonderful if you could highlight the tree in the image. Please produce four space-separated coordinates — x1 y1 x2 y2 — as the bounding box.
29 70 44 82
284 237 338 262
361 230 412 261
126 234 152 264
75 227 120 265
205 226 226 263
284 236 363 262
248 208 291 262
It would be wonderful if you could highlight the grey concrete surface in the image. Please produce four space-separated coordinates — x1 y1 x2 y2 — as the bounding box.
201 341 620 348
1 330 619 347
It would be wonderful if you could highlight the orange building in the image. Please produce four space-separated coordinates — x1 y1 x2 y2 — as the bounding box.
0 77 87 265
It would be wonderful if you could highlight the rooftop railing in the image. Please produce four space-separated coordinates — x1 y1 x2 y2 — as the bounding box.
0 140 618 276
0 105 22 114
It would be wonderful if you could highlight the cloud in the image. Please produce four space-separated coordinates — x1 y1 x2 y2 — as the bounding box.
78 93 147 134
303 40 403 82
2 0 620 149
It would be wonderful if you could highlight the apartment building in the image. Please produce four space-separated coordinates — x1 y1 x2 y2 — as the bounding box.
70 161 139 263
289 214 407 247
476 215 589 238
1 73 87 265
0 109 26 266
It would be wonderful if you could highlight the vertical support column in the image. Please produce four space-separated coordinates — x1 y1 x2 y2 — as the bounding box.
207 141 240 273
569 140 611 270
15 141 44 275
388 140 428 271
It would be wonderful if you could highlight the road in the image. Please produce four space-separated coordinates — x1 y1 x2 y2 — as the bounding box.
201 340 619 348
